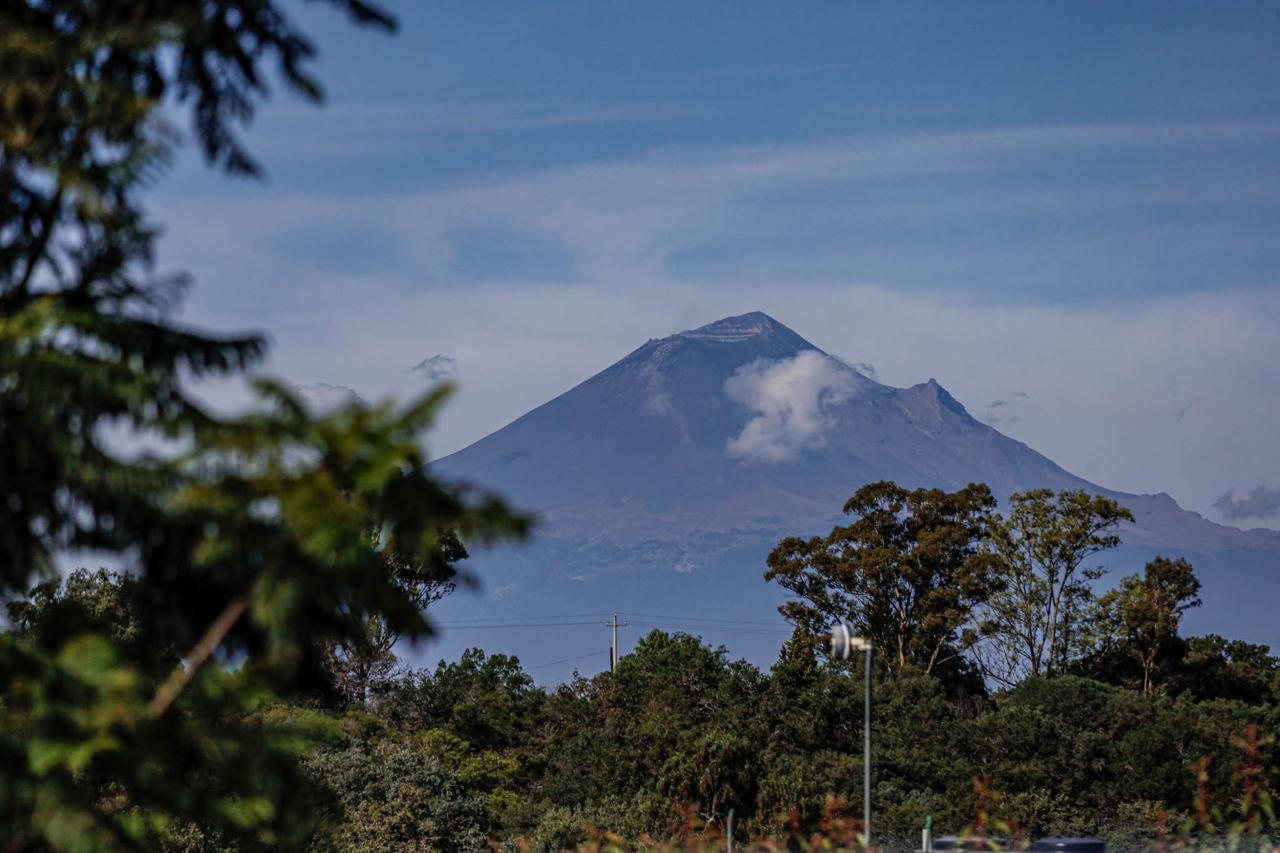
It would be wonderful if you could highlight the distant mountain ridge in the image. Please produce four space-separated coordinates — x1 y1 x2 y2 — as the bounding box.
430 312 1279 680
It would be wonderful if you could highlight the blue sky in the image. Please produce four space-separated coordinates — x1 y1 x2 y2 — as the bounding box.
155 1 1280 526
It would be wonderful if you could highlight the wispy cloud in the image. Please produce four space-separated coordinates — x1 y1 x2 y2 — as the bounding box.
293 382 364 413
160 117 1280 314
1214 486 1280 521
638 362 672 415
833 356 878 382
983 391 1032 427
410 354 459 382
253 96 681 158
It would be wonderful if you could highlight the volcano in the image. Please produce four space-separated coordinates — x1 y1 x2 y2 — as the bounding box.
428 312 1279 681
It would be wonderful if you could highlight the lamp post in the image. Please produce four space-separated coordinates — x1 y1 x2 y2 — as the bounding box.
830 623 873 848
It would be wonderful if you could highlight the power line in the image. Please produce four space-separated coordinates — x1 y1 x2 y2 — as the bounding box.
432 613 793 636
619 611 786 627
627 617 793 630
616 612 783 625
433 611 788 628
434 620 605 629
527 650 610 671
432 611 791 628
430 612 611 624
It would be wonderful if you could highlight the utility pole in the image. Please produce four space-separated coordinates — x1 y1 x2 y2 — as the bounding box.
608 613 628 672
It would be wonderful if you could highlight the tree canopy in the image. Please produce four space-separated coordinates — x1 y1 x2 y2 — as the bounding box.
1094 556 1202 694
977 489 1134 685
765 481 997 676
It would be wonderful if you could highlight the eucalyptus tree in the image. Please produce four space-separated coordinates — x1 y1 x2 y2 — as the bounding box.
977 489 1133 686
1095 556 1201 694
766 480 998 675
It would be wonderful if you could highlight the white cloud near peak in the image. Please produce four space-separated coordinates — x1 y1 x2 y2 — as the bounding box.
724 351 857 463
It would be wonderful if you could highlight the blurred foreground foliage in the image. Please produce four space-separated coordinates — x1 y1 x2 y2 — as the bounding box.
1 0 528 847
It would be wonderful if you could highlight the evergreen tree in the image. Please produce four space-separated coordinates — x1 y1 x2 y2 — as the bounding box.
323 528 469 706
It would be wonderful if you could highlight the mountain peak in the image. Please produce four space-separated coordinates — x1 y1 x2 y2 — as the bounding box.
675 311 820 352
905 377 969 416
680 311 784 342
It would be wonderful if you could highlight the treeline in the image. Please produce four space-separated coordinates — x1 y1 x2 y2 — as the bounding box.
324 636 1277 850
12 479 1279 850
766 481 1213 696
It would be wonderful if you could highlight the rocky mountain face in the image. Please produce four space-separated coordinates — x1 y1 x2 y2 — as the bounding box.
428 312 1279 681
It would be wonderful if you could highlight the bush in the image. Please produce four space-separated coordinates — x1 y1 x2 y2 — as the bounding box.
305 738 487 852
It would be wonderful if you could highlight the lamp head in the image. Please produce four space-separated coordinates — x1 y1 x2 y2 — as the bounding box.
828 623 871 660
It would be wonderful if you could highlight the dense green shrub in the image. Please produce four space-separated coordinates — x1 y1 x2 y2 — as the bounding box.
282 632 1278 849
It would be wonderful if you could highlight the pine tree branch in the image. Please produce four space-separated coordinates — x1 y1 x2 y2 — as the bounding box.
12 186 63 302
147 594 249 719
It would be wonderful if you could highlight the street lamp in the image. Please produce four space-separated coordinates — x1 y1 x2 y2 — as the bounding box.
829 623 872 848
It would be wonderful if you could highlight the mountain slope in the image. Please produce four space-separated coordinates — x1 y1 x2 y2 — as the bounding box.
428 312 1279 680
